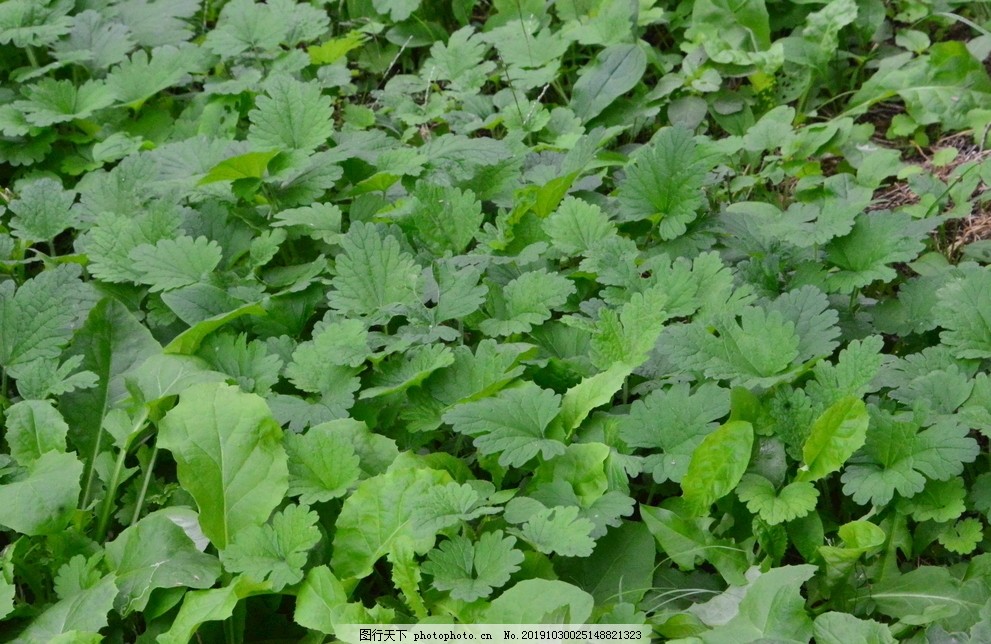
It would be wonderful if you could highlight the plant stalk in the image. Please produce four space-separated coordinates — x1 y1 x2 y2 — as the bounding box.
95 407 149 541
130 443 159 526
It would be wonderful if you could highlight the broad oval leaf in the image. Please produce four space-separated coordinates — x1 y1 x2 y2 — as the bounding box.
483 579 594 623
570 44 646 123
158 382 289 549
106 512 220 615
0 451 82 536
681 420 754 515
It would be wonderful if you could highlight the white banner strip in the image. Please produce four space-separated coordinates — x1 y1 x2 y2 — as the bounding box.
336 624 653 644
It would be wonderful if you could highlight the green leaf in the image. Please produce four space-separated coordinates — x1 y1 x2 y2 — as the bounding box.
765 285 840 363
221 504 321 591
360 344 454 399
110 0 200 47
328 221 420 322
936 268 991 359
54 9 134 72
621 383 729 483
76 206 182 284
157 576 269 644
249 75 334 153
806 336 884 408
825 211 929 292
293 565 347 634
61 299 159 495
0 451 82 536
665 306 802 388
163 300 267 355
130 236 223 292
850 42 991 129
864 566 986 629
372 0 420 21
158 382 289 549
126 354 227 403
841 411 979 506
479 269 576 337
443 382 566 468
272 203 342 243
736 476 818 525
0 264 89 372
589 285 670 369
8 354 97 401
422 531 524 602
570 44 646 123
285 424 360 504
308 30 367 65
557 521 655 606
686 0 781 70
816 520 886 589
617 127 709 238
203 0 288 57
0 575 12 620
54 555 103 601
696 566 817 643
0 0 73 48
17 574 117 644
7 177 76 242
423 26 494 94
106 45 202 108
798 396 868 483
310 419 397 478
197 333 282 395
4 400 69 466
813 612 895 644
937 518 984 555
420 260 488 323
331 460 451 579
199 150 280 184
402 183 482 255
682 421 754 515
14 78 115 126
412 482 499 534
899 478 967 523
514 504 596 557
559 362 632 433
543 196 617 257
640 504 746 580
484 579 594 623
106 512 220 615
402 340 527 432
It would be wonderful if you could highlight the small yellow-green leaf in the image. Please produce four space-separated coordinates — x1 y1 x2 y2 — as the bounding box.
308 31 367 65
558 362 632 433
797 396 868 483
164 302 267 355
198 150 279 185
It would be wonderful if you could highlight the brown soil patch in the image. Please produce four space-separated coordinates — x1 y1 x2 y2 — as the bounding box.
871 131 991 260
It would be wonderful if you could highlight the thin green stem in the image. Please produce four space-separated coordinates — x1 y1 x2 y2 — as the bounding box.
80 425 106 511
95 407 149 542
25 46 39 68
130 444 159 526
95 446 131 542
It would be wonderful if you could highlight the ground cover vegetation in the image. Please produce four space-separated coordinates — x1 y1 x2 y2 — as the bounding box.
2 0 991 641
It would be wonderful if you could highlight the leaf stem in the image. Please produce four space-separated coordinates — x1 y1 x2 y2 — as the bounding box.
130 443 159 526
95 407 149 541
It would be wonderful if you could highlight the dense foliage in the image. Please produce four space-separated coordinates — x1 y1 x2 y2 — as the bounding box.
2 0 991 641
